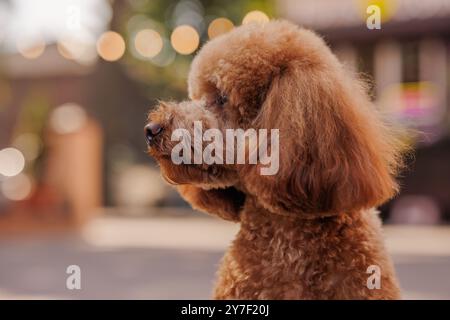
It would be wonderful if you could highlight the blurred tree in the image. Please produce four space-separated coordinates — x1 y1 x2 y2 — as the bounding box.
117 0 275 101
11 88 51 181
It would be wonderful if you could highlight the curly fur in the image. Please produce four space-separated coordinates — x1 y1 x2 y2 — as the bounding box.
146 20 404 299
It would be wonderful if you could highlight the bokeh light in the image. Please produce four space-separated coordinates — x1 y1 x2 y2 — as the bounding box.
0 147 25 177
171 0 205 35
96 31 126 62
16 36 46 59
57 37 98 65
57 41 74 60
170 25 199 55
113 165 168 207
208 18 234 39
358 0 399 23
49 103 87 135
134 29 163 59
1 173 33 201
150 38 176 67
242 10 270 25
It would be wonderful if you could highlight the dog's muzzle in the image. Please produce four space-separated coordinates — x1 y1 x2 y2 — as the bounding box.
144 122 163 145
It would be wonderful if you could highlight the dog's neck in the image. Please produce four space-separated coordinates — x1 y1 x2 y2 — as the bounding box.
239 195 369 250
241 193 352 223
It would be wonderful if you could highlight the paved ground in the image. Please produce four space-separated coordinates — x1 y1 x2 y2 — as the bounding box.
0 215 449 299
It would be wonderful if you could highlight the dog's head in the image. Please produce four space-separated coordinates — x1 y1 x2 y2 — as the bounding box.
146 20 406 218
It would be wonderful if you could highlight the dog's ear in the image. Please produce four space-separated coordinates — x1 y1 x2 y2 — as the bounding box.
239 62 406 217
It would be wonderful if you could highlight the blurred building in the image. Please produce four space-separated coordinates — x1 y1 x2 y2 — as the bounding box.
279 0 450 222
0 45 104 229
0 0 184 233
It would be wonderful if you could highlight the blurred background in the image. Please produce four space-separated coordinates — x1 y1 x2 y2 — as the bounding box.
0 0 449 299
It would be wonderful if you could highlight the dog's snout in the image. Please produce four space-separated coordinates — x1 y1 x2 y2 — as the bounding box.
145 122 163 145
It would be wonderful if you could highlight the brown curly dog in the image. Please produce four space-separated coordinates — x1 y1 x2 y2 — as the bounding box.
145 20 405 299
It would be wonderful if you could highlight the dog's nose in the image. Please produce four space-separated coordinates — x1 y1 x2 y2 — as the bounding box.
145 122 163 145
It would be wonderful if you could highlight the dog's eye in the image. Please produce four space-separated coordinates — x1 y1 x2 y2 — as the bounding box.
215 94 228 107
